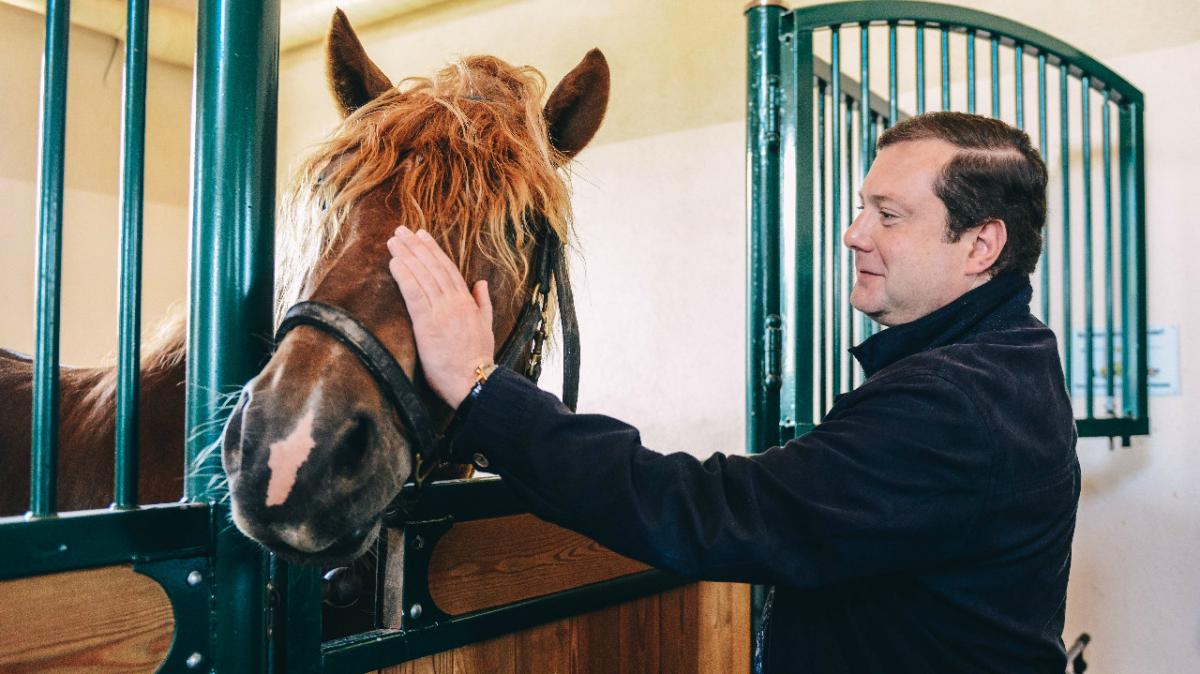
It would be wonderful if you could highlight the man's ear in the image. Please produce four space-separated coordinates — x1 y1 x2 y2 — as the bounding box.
327 9 392 118
966 218 1008 275
544 49 610 159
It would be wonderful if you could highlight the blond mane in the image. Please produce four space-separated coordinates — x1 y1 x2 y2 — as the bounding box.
275 55 574 324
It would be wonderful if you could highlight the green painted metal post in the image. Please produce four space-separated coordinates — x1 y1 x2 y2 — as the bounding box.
830 26 843 394
1060 64 1073 392
915 23 925 114
187 0 282 670
1014 45 1024 130
745 0 788 656
888 22 898 124
966 29 977 113
1081 76 1094 418
1038 53 1050 321
1102 93 1115 408
818 81 828 414
30 0 72 518
780 21 816 436
940 27 950 111
991 36 1000 118
1119 99 1147 430
114 0 149 510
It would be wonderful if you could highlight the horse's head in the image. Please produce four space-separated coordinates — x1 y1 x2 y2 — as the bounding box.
220 9 608 564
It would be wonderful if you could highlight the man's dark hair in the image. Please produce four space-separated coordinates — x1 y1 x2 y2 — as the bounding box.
876 112 1047 276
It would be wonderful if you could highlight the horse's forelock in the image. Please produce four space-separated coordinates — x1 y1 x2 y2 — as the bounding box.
275 56 573 326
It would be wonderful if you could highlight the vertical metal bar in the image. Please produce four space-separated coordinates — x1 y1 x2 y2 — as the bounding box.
1038 53 1049 322
1119 99 1147 427
30 0 72 517
114 0 149 510
966 29 977 113
1102 91 1115 409
745 2 784 457
830 26 842 395
1081 76 1094 419
817 80 828 415
780 25 816 434
887 22 898 125
858 24 872 381
844 96 855 387
940 27 950 111
188 0 281 670
915 22 925 114
1014 45 1025 130
991 35 1001 118
1059 63 1073 392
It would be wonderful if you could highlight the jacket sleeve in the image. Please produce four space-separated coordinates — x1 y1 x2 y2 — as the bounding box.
452 366 997 589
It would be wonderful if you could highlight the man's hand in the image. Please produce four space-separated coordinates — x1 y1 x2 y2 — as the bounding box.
386 227 494 409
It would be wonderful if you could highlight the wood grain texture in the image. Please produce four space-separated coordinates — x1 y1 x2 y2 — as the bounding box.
378 582 749 674
0 565 173 673
427 514 650 615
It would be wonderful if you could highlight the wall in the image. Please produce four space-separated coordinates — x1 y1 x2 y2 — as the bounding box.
0 3 192 366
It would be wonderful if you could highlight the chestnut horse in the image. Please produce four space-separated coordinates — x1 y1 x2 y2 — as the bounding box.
220 11 608 565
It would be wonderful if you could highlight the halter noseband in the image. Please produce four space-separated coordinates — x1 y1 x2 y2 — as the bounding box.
273 228 579 498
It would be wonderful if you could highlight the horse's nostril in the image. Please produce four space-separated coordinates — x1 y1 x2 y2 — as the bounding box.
333 415 374 475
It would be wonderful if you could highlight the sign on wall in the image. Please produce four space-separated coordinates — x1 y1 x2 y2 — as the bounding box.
1071 325 1180 400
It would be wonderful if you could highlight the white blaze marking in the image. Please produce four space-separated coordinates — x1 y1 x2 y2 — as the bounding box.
265 407 317 507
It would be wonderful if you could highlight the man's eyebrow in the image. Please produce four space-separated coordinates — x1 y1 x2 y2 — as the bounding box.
858 191 907 207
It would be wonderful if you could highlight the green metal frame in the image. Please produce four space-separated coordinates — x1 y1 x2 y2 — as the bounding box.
746 1 1150 452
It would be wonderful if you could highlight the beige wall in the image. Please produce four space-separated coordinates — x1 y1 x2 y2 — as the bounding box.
0 3 192 366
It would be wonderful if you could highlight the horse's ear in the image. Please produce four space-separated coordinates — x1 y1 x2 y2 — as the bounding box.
326 9 391 118
544 49 610 159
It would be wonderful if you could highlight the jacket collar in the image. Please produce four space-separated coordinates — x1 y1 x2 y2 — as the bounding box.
849 273 1032 378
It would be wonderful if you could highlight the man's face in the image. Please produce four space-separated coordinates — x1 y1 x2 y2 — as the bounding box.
844 138 983 327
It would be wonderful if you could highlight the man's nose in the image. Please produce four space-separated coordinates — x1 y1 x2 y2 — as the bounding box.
843 211 869 251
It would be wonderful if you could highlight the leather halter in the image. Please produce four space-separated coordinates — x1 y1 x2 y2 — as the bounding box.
274 227 579 495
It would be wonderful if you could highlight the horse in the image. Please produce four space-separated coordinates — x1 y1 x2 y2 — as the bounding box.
0 313 188 515
219 10 608 566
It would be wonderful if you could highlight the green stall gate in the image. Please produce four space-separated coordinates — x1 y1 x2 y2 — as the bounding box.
3 1 732 673
745 0 1149 455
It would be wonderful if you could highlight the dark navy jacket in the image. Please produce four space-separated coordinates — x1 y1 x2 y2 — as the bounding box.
454 272 1080 673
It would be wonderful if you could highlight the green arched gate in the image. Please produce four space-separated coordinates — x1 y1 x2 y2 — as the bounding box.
745 0 1149 456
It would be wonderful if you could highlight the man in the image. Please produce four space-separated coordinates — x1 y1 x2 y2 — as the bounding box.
386 112 1079 673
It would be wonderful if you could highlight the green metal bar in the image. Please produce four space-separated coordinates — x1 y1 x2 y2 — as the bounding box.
966 29 977 113
188 0 281 670
940 27 950 110
991 35 1000 118
1119 100 1147 426
1014 44 1025 130
30 0 72 518
1060 63 1073 391
789 2 1140 105
830 27 843 395
888 22 898 124
1038 53 1049 322
780 25 816 432
114 0 149 510
0 503 210 580
745 2 784 456
818 81 828 414
844 96 855 387
1081 76 1094 419
1102 92 1115 407
915 22 925 114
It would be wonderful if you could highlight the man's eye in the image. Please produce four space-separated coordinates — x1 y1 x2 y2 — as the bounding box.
880 211 897 220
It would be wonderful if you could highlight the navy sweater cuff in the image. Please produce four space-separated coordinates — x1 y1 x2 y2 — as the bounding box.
452 366 540 466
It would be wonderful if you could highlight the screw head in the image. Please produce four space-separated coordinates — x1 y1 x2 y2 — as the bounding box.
185 652 203 669
409 603 423 620
186 570 203 586
411 535 424 550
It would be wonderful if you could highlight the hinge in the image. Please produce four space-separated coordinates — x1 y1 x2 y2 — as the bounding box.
762 75 782 146
765 314 782 390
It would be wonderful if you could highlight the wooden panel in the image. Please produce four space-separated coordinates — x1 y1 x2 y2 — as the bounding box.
0 565 173 673
427 514 650 615
379 582 749 674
